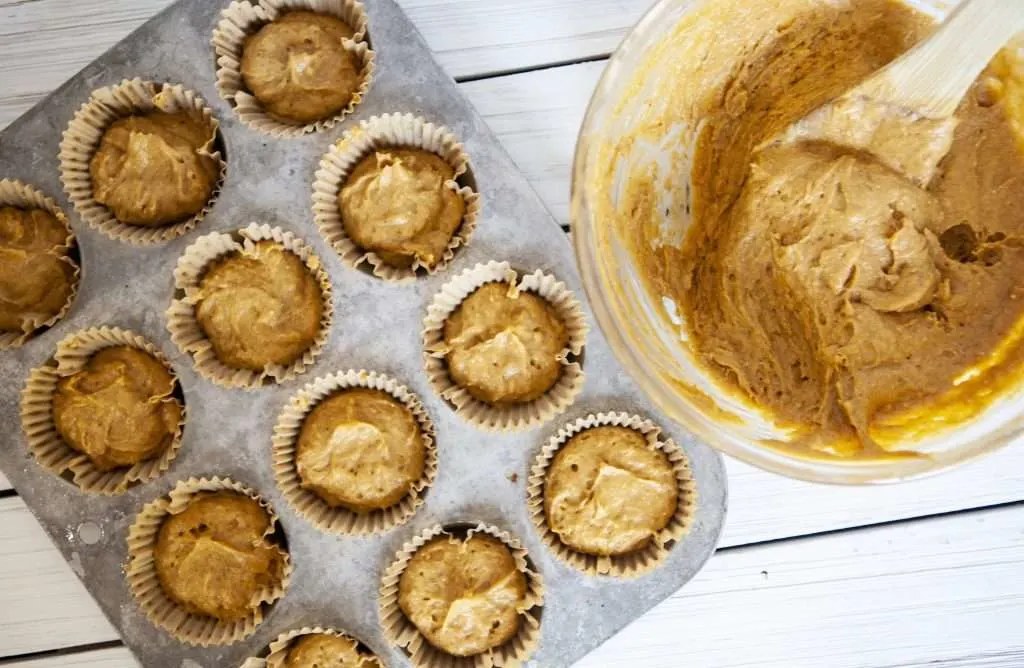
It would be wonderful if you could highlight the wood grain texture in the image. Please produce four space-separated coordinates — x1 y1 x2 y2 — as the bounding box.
0 0 646 129
5 504 1024 667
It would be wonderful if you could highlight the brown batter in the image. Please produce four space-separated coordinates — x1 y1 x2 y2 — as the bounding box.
443 282 569 404
398 534 526 657
53 346 182 471
296 388 426 512
90 111 219 226
0 207 75 334
618 0 1024 457
196 241 324 371
282 633 383 668
340 148 466 269
154 492 287 621
544 426 677 557
242 11 362 124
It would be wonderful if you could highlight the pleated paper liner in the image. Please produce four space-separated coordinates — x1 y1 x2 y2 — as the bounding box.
272 369 438 535
57 78 226 245
527 412 698 578
240 626 384 668
379 523 544 668
0 179 80 349
312 112 481 282
19 327 185 495
126 476 292 646
422 261 587 431
166 223 333 390
213 0 375 138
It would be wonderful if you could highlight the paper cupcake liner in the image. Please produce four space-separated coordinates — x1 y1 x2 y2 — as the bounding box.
240 626 383 668
19 327 185 495
312 113 481 282
527 412 697 578
380 523 544 668
57 78 226 245
422 261 587 431
272 369 438 535
213 0 375 138
0 179 80 349
126 476 292 646
166 222 333 390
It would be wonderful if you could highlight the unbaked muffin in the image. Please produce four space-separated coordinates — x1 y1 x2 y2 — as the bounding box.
544 426 678 557
282 633 383 668
398 534 526 657
0 206 76 335
154 491 287 620
340 148 465 269
195 240 324 371
241 11 362 124
443 282 569 404
52 346 182 472
90 111 219 226
296 388 426 512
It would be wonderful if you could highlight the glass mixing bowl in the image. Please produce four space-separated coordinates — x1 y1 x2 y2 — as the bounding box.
571 0 1024 483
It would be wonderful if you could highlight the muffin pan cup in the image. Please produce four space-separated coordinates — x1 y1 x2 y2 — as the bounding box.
313 112 481 282
57 78 227 245
527 412 698 578
0 178 80 349
241 626 384 668
379 523 544 668
0 1 727 666
272 369 438 535
214 0 376 138
166 222 334 390
19 326 186 495
422 261 587 432
126 476 293 647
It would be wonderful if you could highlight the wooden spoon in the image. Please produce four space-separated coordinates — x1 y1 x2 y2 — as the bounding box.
777 0 1024 185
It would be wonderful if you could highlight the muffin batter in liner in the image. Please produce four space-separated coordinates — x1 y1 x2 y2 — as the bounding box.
423 261 587 431
58 78 225 245
166 222 333 390
214 0 375 137
19 327 185 495
528 412 697 577
126 476 292 646
379 523 544 668
0 179 80 349
241 626 384 667
272 369 437 535
312 112 480 282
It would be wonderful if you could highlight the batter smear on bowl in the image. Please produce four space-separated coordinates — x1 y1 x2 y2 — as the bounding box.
621 0 1024 458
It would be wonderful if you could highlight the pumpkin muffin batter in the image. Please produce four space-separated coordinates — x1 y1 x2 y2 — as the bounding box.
398 534 526 657
443 282 568 404
154 491 287 621
613 0 1024 457
195 241 324 371
340 148 465 269
52 346 181 471
296 388 426 512
0 207 75 335
90 111 219 226
242 11 362 124
282 633 383 668
544 426 677 557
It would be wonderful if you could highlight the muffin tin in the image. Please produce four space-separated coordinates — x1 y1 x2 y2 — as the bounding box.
0 0 728 666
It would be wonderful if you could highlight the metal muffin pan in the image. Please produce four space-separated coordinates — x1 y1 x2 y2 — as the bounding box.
0 1 728 666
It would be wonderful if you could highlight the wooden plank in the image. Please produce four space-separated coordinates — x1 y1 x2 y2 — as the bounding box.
0 648 135 668
6 504 1024 667
0 0 645 128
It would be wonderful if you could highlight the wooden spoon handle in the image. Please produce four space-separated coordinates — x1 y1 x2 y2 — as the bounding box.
857 0 1024 118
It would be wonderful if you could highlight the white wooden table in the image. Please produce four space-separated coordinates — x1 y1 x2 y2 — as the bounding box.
2 1 1024 666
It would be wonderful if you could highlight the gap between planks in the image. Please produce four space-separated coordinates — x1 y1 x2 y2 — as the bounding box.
3 503 1024 668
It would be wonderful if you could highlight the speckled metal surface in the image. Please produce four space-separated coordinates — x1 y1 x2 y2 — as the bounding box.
0 1 728 666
